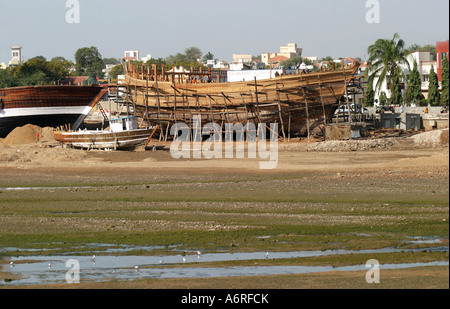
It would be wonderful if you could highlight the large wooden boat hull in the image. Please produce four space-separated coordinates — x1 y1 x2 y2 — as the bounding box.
0 85 106 137
123 63 360 136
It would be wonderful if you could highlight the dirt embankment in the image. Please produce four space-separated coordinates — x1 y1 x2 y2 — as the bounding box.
0 125 448 169
281 129 449 152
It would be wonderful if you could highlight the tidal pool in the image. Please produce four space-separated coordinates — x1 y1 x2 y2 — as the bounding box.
2 245 448 286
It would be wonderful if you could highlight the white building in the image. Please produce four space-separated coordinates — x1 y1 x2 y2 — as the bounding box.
103 64 117 78
123 50 139 61
9 46 22 66
232 54 252 63
371 51 437 104
407 51 437 93
206 59 228 70
141 54 152 63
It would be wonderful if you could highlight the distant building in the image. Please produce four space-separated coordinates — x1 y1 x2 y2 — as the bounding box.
232 54 252 63
261 43 302 66
303 56 318 62
229 61 265 71
229 54 263 71
268 55 289 69
409 51 437 94
207 59 228 70
141 54 152 63
372 51 434 103
9 46 22 66
123 50 139 61
103 64 117 78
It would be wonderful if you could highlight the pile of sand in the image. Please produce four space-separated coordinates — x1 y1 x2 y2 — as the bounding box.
0 124 56 146
0 124 90 166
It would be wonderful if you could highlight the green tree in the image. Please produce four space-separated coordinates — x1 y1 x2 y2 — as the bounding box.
441 56 449 106
75 46 104 80
146 58 167 71
379 91 388 105
48 57 72 81
364 76 375 106
166 47 205 69
428 65 440 106
390 67 403 105
184 47 202 62
12 57 70 85
16 57 50 78
367 33 410 106
103 58 121 66
405 60 422 105
109 64 124 79
203 52 214 62
283 56 302 67
0 68 19 88
405 44 436 58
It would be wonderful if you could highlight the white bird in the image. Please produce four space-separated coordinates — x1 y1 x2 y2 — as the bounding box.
197 251 202 256
159 260 164 264
265 252 269 258
91 255 96 261
48 263 51 269
135 265 139 271
182 257 186 263
9 261 14 267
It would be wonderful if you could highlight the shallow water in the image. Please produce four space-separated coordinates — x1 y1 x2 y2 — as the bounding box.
2 245 448 286
0 186 95 191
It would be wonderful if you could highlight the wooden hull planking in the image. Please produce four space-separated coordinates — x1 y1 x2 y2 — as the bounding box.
122 63 360 136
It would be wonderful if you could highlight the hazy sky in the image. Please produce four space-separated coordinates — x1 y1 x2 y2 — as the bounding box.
0 0 448 63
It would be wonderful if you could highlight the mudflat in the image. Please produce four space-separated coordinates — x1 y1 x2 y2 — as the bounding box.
0 129 448 289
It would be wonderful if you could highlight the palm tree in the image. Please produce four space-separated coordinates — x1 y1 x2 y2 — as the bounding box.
367 33 410 106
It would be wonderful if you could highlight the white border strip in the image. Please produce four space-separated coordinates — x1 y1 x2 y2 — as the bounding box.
0 106 92 118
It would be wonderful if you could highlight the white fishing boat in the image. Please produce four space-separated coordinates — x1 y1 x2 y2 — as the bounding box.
53 116 157 150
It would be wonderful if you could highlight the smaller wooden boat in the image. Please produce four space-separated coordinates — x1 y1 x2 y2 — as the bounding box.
53 116 157 150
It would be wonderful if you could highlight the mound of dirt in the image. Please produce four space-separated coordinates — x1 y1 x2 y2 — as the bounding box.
411 129 449 148
1 125 56 146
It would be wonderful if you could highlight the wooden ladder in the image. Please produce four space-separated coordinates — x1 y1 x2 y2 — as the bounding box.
96 102 109 123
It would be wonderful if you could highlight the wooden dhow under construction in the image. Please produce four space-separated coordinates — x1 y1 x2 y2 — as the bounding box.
122 61 360 140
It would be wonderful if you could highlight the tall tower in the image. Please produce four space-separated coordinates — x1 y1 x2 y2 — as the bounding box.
9 46 22 66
